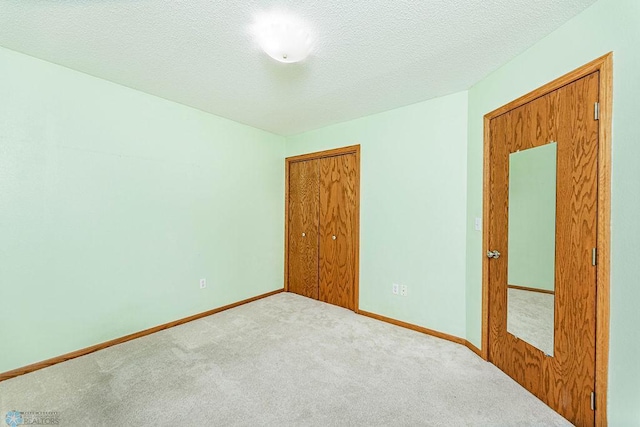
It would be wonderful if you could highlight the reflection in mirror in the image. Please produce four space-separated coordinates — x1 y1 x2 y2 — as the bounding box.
507 142 557 356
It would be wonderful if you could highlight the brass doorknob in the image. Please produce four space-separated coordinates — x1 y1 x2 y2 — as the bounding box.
332 235 337 240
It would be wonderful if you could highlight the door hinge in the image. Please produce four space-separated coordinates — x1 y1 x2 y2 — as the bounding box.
591 391 596 411
592 248 597 266
594 102 600 120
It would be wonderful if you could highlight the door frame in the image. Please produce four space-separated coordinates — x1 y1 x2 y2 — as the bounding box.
481 53 612 426
284 144 361 312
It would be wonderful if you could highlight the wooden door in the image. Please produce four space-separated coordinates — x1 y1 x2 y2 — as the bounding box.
488 72 599 426
319 154 358 310
287 159 320 299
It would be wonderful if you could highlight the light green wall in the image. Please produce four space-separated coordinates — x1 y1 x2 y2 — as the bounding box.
0 46 285 373
287 92 469 338
465 0 640 423
508 143 557 291
2 0 637 420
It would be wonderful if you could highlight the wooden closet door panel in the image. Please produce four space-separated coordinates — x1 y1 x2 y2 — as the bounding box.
319 154 357 310
288 160 320 299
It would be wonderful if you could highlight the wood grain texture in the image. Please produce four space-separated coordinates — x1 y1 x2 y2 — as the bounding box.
0 289 284 382
352 148 361 313
595 54 612 427
485 53 611 119
284 159 290 292
319 154 358 311
286 145 360 163
553 72 599 427
488 73 599 427
481 115 491 360
482 53 612 427
287 160 320 299
284 145 361 312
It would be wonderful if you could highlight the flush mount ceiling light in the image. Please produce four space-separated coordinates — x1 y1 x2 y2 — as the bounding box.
250 11 315 63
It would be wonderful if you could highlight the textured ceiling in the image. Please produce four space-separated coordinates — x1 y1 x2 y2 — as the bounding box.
0 0 597 136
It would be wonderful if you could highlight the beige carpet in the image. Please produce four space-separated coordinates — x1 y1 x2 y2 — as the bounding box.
0 293 571 426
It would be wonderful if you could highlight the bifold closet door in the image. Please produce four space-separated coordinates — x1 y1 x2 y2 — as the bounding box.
319 154 357 310
288 159 320 299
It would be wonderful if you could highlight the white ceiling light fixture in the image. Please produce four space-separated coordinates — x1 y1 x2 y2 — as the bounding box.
250 11 315 64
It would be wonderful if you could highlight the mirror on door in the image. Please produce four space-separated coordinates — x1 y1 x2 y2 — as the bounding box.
507 142 557 356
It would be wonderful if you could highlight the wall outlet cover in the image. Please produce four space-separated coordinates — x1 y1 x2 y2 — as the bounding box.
392 283 399 295
199 278 207 289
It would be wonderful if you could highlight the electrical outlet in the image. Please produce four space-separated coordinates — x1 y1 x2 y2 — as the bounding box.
199 278 207 289
392 283 399 295
400 284 408 296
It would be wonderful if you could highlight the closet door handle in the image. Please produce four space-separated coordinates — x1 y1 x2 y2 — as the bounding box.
332 235 337 240
302 232 306 237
